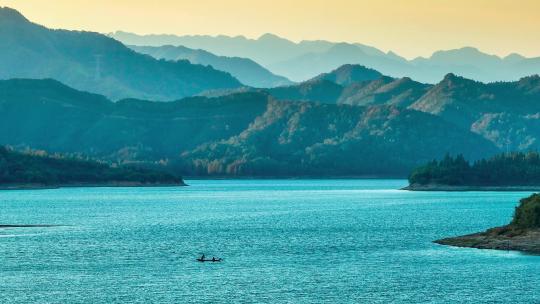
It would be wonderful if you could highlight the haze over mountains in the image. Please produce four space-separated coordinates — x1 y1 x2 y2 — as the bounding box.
130 45 292 88
1 7 539 177
0 7 242 101
112 31 540 84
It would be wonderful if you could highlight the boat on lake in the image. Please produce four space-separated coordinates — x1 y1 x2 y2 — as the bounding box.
197 254 222 262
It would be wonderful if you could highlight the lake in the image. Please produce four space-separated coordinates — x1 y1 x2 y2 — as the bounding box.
0 179 538 303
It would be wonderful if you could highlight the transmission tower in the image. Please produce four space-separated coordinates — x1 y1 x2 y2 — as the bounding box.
94 54 103 81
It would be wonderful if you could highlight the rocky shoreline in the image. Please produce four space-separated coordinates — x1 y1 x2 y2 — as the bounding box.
403 184 540 191
435 226 540 254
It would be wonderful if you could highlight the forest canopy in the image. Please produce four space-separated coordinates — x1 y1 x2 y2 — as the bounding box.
409 152 540 186
0 146 183 186
512 194 540 229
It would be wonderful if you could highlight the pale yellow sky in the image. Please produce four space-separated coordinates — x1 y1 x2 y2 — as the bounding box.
1 0 539 59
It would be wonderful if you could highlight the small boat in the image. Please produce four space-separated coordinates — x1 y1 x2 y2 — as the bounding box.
196 257 222 262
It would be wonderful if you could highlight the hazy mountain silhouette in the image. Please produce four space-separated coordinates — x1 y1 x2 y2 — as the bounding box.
112 32 540 83
0 7 242 101
111 31 333 68
268 43 409 82
130 45 292 88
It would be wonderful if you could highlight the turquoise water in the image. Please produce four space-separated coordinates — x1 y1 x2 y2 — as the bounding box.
0 179 538 303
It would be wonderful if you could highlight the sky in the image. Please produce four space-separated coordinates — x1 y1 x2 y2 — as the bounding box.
1 0 539 59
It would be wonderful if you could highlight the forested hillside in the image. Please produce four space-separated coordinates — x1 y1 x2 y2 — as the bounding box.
409 152 540 186
0 78 498 177
0 146 184 187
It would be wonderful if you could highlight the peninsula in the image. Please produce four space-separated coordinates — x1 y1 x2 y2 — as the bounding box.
0 147 185 189
404 152 540 191
435 193 540 254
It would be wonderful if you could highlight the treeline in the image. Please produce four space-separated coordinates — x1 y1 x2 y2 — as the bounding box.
409 152 540 186
0 147 183 186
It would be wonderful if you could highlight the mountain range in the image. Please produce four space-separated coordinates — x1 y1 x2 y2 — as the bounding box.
1 7 539 177
130 45 292 88
0 7 242 101
200 64 540 153
112 31 540 84
0 75 519 177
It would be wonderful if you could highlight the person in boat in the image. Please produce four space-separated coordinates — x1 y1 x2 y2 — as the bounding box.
212 257 216 262
200 254 205 261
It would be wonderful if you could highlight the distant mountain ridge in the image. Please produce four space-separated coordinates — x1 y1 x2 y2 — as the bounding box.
111 31 336 68
130 45 292 88
111 31 540 83
0 7 242 101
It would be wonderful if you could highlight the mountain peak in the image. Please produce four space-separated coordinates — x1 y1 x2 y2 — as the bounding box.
394 76 414 85
329 42 363 53
443 73 459 80
311 64 384 86
458 46 481 53
258 33 289 43
436 73 480 90
442 73 472 83
433 47 481 57
504 53 526 62
386 51 406 61
333 64 381 75
429 47 501 64
0 7 29 24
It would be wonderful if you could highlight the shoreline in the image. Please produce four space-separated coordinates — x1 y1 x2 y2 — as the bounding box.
403 184 540 192
435 226 540 254
0 224 65 229
184 175 407 180
0 181 187 191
